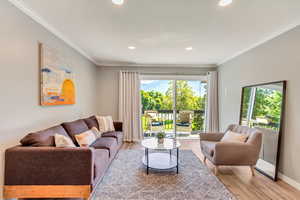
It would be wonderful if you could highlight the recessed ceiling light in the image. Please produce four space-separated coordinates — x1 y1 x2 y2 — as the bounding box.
185 47 193 51
112 0 124 6
219 0 232 7
128 46 136 50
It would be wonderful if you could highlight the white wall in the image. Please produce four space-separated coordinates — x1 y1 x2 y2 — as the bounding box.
97 66 216 120
97 69 120 119
0 1 98 197
219 25 300 185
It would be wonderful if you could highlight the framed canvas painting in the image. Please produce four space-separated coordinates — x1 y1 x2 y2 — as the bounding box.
39 43 75 106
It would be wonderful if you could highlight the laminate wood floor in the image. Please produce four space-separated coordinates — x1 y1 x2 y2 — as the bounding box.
121 140 300 200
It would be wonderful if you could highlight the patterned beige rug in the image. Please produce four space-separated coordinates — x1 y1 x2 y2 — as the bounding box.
92 150 236 200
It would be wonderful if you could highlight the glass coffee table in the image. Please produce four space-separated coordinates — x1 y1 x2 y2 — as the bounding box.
141 138 181 174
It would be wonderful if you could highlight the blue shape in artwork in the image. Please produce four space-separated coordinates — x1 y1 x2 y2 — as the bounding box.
50 96 60 100
60 67 72 74
41 68 51 73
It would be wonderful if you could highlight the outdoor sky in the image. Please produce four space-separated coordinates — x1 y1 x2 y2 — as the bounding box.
141 80 206 97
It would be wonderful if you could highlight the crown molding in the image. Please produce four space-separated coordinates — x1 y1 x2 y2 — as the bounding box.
8 0 98 65
218 21 300 66
96 63 217 68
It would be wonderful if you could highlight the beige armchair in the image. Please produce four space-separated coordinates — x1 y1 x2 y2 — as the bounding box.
200 124 262 175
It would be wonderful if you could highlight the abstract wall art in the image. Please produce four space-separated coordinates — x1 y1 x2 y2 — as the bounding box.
39 43 75 106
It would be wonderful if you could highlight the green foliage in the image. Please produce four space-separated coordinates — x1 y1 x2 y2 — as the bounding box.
157 131 166 139
253 88 282 124
242 87 283 129
141 90 165 112
264 91 282 123
242 87 251 118
192 113 204 131
141 80 206 112
141 80 207 131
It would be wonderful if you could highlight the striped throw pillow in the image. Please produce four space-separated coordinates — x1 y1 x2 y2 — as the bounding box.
96 116 115 133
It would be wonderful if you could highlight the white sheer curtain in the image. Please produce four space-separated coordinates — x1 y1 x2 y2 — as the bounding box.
119 71 142 142
205 71 219 132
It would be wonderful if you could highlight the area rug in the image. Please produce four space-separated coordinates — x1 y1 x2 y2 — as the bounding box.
92 150 236 200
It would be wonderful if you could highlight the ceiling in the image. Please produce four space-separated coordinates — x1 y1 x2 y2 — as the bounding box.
11 0 300 66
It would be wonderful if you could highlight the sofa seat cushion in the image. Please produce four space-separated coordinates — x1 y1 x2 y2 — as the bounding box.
93 149 109 183
102 131 123 144
62 119 90 146
20 125 69 147
201 141 216 157
83 116 99 130
91 137 118 157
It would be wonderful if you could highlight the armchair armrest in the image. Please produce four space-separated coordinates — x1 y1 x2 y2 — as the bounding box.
213 142 259 165
5 146 94 185
199 132 224 141
113 121 123 132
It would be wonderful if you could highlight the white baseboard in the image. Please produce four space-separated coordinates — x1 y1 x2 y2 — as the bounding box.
278 173 300 190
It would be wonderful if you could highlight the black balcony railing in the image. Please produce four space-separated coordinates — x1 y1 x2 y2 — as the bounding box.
142 110 205 133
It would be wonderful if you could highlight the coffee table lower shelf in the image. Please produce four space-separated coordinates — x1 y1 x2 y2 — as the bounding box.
142 151 179 174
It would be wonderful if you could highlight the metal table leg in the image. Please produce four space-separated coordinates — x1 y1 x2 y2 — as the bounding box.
146 148 149 174
177 147 179 174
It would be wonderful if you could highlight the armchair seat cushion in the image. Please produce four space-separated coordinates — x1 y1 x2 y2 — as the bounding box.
91 137 118 157
201 141 216 157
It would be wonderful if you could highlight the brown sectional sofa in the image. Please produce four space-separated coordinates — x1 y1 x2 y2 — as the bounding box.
3 115 123 200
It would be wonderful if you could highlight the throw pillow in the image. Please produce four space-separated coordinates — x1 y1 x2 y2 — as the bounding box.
91 127 102 138
54 134 76 148
96 115 115 133
221 131 248 143
75 130 97 147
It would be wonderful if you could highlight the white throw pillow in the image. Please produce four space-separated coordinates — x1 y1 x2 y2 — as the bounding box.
221 131 248 143
91 127 102 138
75 130 97 147
54 134 76 148
96 115 115 133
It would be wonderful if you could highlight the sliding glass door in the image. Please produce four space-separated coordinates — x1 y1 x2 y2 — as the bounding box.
175 80 207 138
140 76 207 139
141 80 175 137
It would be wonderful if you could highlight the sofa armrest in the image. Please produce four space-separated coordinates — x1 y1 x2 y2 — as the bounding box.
199 133 224 141
113 121 123 132
213 142 259 165
5 146 94 185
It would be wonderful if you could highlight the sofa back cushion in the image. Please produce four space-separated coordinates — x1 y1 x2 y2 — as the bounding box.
62 119 90 146
83 116 99 130
20 125 69 147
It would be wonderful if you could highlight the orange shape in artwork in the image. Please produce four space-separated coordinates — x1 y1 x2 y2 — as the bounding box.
61 79 75 104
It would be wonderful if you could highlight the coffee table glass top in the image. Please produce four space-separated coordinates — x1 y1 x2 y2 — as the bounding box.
141 138 181 150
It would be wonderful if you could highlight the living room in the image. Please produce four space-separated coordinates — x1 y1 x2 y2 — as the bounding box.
1 0 300 199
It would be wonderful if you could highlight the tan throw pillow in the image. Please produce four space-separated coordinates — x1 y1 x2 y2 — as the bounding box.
96 115 115 133
54 134 76 148
91 127 102 138
75 130 96 147
221 131 248 143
